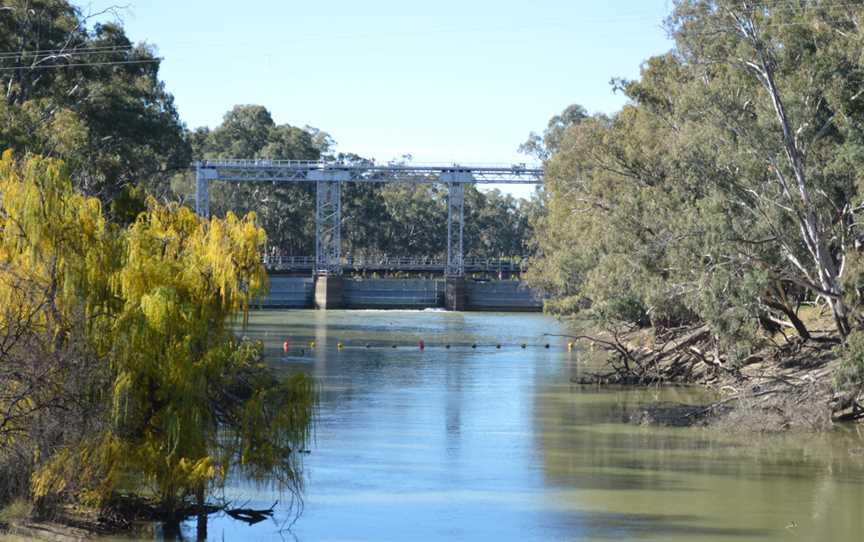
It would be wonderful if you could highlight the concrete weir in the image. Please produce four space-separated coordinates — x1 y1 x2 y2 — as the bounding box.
445 277 466 311
314 275 344 309
257 275 542 312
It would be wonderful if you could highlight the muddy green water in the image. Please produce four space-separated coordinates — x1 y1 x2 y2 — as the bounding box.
136 310 864 541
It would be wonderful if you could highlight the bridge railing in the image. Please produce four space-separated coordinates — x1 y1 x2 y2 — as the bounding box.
262 255 531 274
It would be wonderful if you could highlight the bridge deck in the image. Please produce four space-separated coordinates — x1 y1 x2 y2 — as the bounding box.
264 256 529 274
196 159 544 277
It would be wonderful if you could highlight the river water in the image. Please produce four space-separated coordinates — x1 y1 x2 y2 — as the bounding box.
150 310 864 541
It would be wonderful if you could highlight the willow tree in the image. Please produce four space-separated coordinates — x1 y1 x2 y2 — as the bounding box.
0 151 314 516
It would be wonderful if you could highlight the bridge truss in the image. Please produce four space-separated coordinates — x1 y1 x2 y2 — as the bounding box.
194 160 544 276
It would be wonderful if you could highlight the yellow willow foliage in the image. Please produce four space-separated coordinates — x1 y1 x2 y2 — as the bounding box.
109 198 269 502
0 150 115 337
2 152 310 511
31 434 124 508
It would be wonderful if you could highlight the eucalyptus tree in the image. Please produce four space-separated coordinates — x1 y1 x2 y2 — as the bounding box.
465 188 534 257
530 1 864 351
519 104 589 161
0 0 190 202
666 0 864 337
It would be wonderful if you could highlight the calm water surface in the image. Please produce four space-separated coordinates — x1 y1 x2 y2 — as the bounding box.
142 310 864 541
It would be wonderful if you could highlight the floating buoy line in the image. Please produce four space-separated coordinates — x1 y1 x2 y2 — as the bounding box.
278 340 573 352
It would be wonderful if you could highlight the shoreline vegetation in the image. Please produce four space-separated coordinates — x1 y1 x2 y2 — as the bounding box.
524 0 864 436
558 307 859 431
0 152 315 539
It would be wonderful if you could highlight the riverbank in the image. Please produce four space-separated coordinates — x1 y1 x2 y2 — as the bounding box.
567 309 860 431
0 497 155 542
630 339 844 431
1 521 93 542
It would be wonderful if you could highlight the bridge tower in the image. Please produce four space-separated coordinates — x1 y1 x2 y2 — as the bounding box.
192 160 543 310
308 170 347 308
440 171 472 310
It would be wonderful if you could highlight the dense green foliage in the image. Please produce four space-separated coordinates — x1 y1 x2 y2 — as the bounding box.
0 1 189 202
528 0 864 363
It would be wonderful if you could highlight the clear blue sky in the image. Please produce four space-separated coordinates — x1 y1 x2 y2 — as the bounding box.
87 0 675 195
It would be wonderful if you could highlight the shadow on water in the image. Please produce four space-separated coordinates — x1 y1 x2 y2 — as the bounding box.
577 512 772 539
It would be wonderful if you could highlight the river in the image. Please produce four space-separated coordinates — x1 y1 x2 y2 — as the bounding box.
140 310 864 541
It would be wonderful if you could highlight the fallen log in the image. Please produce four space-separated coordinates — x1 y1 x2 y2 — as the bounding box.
225 501 277 526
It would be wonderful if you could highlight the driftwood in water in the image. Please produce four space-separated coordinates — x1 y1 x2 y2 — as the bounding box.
225 501 277 525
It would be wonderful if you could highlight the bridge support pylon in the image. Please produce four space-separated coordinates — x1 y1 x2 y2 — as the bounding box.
314 275 344 309
309 169 350 275
194 162 215 218
445 276 466 311
441 173 471 277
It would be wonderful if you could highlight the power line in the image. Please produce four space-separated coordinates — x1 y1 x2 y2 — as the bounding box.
0 44 135 58
0 58 161 72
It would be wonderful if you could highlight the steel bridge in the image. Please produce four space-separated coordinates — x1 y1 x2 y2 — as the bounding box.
194 159 544 277
263 255 529 276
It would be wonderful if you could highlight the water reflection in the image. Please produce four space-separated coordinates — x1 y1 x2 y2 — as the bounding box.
535 382 864 540
120 310 864 541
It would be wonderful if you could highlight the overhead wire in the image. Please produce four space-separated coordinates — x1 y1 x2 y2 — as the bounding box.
0 58 161 72
0 44 135 58
0 43 151 72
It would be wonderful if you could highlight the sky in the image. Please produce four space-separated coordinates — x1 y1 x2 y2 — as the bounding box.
85 0 675 197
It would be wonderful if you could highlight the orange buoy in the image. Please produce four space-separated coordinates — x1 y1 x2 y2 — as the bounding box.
283 340 290 353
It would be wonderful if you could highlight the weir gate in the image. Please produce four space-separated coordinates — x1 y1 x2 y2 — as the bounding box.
258 277 543 311
194 159 544 310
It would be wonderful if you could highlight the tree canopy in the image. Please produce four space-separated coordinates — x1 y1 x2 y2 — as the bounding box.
528 0 864 362
0 1 190 202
